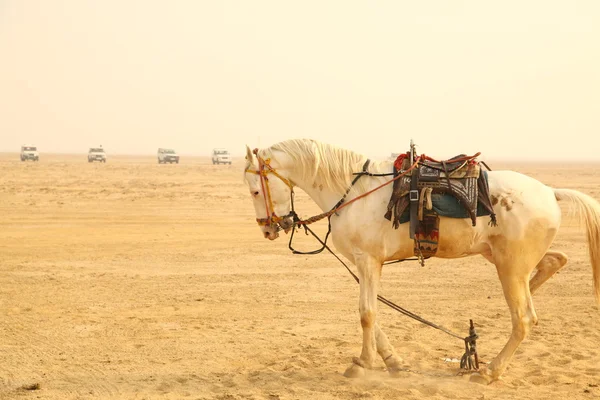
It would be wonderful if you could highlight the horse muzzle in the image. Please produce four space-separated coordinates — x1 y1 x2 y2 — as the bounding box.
263 227 279 240
256 213 295 237
278 216 294 233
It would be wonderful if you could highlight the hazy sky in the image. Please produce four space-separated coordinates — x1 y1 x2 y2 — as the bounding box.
1 1 599 159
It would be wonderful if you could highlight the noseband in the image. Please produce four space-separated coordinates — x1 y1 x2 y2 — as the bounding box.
245 148 295 228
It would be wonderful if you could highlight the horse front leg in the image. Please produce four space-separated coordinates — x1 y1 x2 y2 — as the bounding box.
344 252 382 378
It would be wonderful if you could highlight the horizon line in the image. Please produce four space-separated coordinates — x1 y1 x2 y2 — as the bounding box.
1 151 599 163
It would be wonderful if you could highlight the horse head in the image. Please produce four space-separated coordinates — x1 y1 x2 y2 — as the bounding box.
243 145 295 240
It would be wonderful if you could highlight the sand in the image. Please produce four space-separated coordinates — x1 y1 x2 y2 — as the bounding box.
1 153 598 399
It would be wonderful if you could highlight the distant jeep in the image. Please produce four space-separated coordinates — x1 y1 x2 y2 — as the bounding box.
212 148 231 165
88 147 107 163
157 148 180 164
20 145 39 162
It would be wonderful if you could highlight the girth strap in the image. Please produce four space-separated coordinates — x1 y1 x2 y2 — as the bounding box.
409 167 419 239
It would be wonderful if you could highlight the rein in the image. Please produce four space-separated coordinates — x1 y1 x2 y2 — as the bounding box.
285 157 422 255
286 159 374 255
294 155 423 227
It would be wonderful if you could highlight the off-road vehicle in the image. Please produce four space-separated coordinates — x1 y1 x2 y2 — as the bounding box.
157 148 180 164
20 145 39 162
212 148 231 165
88 147 107 163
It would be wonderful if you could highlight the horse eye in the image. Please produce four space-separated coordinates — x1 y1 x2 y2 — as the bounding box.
252 191 259 197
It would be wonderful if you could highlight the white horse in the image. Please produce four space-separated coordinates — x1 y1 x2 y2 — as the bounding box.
242 138 600 384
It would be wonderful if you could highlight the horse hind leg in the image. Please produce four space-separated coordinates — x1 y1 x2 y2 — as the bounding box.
372 254 567 378
374 322 404 375
529 250 568 294
472 260 539 384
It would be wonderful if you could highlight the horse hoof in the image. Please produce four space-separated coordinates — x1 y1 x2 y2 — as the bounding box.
384 355 405 377
469 371 494 385
343 362 366 378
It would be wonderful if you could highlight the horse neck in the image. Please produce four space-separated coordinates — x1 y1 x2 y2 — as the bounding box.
265 140 375 212
283 156 369 213
289 171 346 213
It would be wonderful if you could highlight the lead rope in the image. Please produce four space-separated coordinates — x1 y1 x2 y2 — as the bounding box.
295 222 480 370
284 158 480 371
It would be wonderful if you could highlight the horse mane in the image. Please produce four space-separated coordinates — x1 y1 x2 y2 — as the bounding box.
258 139 371 195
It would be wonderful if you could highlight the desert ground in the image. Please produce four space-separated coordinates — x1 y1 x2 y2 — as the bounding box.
1 153 599 400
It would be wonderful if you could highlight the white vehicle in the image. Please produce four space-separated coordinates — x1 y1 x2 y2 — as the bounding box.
88 147 107 163
157 148 180 164
212 148 231 165
20 145 39 162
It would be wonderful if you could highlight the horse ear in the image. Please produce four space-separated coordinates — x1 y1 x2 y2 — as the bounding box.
245 145 253 161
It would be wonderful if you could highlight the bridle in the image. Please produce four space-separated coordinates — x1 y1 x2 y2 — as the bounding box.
245 148 295 229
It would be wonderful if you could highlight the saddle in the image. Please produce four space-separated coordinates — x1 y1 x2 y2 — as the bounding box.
420 157 469 174
385 150 496 261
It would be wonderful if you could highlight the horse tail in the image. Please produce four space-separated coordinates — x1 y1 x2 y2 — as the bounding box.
554 188 600 303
